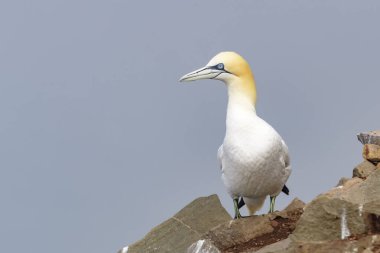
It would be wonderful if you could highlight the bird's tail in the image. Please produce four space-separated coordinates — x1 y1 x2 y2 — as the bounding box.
282 185 289 195
243 196 266 215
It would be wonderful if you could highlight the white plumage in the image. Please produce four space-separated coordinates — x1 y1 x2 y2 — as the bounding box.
180 51 291 217
219 102 291 214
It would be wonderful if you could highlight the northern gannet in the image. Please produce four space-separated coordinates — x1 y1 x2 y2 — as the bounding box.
179 52 291 218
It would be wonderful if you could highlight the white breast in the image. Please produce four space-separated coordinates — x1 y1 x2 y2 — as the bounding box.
218 102 291 199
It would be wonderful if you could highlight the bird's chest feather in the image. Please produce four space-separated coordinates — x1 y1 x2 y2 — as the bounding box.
223 130 278 170
221 115 284 184
220 105 287 196
223 115 279 165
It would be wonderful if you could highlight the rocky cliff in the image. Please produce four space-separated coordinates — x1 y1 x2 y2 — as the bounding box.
119 130 380 253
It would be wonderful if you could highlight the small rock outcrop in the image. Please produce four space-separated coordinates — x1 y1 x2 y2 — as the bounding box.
353 160 377 179
358 130 380 146
202 198 305 253
123 195 231 253
187 239 221 253
358 130 380 166
119 130 380 253
291 170 380 242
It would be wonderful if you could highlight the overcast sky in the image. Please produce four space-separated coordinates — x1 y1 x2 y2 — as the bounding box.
1 1 380 253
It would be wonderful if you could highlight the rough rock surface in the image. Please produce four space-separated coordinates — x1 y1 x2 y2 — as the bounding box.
203 198 305 253
363 144 380 163
252 238 291 253
123 195 231 253
121 173 380 252
120 131 380 253
187 239 221 253
288 235 380 253
353 160 377 179
358 130 380 145
292 170 380 244
336 177 350 187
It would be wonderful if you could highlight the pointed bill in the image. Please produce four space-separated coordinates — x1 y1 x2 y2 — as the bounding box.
179 66 223 82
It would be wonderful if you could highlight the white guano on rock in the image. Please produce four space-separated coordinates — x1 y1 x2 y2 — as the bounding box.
340 207 351 240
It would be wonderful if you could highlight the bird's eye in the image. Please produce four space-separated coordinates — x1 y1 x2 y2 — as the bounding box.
217 63 224 70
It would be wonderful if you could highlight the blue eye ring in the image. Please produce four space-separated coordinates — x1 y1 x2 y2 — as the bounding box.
217 63 224 70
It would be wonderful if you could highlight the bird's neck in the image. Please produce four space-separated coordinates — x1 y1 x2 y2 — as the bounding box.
227 75 257 106
226 77 258 132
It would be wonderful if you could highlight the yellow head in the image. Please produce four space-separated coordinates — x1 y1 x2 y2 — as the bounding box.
179 52 257 105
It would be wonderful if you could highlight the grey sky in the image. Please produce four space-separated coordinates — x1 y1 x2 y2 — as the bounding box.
1 1 379 252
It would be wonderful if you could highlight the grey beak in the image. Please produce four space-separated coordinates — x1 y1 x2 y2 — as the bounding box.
179 66 224 82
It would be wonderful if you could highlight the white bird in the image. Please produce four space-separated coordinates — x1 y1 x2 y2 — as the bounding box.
179 52 291 218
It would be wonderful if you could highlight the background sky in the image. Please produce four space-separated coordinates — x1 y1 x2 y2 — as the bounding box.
1 1 380 253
